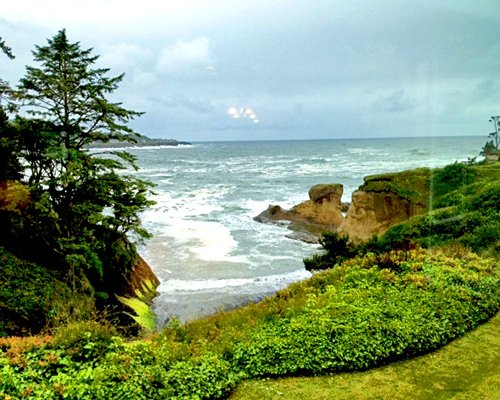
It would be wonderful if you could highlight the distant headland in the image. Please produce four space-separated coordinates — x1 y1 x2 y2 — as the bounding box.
90 133 191 148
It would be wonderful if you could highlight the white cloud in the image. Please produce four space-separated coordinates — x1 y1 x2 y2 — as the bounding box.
156 37 212 74
98 43 152 71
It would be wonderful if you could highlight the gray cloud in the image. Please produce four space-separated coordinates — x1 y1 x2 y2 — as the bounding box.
375 90 419 113
1 0 499 141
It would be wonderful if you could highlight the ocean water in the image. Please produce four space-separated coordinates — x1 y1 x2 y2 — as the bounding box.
124 136 484 326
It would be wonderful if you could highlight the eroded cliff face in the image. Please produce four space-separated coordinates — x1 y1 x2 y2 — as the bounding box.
339 190 427 243
121 255 160 301
339 169 430 242
290 183 344 227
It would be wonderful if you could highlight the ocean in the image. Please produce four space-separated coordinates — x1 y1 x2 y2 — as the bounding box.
124 136 485 326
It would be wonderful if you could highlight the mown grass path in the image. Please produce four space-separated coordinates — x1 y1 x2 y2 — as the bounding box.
230 312 500 400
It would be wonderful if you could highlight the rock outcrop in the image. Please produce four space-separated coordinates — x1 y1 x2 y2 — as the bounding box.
255 169 431 244
339 169 430 243
254 183 345 243
338 191 426 243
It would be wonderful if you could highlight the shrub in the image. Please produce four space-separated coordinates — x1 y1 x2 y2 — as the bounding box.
433 162 476 198
304 232 357 271
0 247 84 336
51 320 118 362
232 249 499 378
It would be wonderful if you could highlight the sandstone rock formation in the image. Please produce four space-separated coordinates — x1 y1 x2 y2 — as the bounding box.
254 183 345 242
338 170 430 243
338 190 426 243
255 169 431 244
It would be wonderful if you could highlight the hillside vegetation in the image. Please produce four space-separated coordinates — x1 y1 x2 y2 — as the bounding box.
231 311 500 399
0 159 498 398
0 30 155 336
1 245 498 398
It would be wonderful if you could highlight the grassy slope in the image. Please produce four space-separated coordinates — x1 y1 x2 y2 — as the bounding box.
230 311 500 400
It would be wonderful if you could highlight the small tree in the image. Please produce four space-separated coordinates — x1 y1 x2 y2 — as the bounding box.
20 29 142 151
481 116 500 156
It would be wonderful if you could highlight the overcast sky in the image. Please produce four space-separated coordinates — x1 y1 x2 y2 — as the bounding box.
1 0 499 141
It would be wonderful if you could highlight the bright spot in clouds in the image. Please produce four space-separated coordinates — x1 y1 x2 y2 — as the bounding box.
227 106 260 124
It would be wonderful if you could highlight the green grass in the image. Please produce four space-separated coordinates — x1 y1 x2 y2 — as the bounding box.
360 167 431 205
229 311 500 400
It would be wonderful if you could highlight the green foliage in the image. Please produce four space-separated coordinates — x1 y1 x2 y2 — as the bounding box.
304 232 356 271
0 109 22 181
0 36 18 113
231 313 500 399
231 250 499 378
360 168 431 205
0 247 58 336
116 295 157 332
0 248 498 398
480 116 500 156
19 29 143 148
0 29 155 331
51 320 118 362
480 140 496 156
433 161 476 198
0 247 95 336
0 37 14 60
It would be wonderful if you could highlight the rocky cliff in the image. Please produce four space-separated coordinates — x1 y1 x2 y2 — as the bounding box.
254 184 344 242
255 168 431 244
121 255 160 302
339 168 431 242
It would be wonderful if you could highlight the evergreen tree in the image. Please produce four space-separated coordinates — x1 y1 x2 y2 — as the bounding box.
19 29 142 151
0 37 22 180
14 30 154 292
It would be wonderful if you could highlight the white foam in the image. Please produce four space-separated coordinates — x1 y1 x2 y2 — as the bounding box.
142 188 225 226
89 144 193 152
157 269 311 294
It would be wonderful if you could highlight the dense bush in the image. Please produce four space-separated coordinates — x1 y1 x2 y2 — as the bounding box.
303 232 356 271
433 161 476 198
0 247 96 336
1 248 498 398
232 250 499 377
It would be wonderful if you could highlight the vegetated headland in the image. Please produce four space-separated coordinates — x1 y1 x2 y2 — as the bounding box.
1 30 499 399
89 132 191 148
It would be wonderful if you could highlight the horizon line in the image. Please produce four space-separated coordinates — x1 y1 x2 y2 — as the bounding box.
180 134 487 144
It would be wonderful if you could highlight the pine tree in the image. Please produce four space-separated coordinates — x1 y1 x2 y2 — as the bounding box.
14 30 154 290
20 29 142 150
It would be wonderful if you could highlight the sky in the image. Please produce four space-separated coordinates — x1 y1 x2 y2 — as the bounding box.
1 0 500 141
